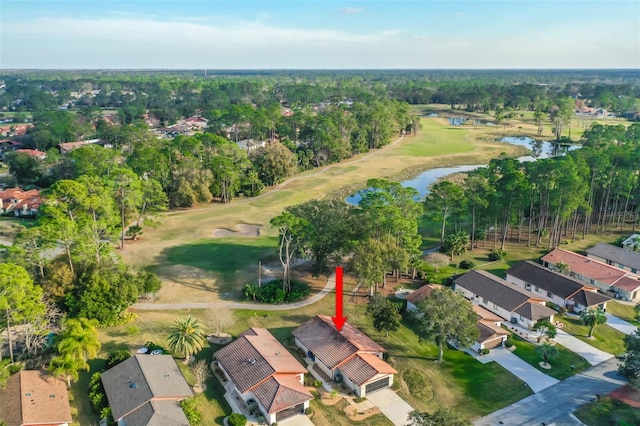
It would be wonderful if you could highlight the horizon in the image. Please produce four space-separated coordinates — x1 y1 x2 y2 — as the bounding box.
2 1 639 69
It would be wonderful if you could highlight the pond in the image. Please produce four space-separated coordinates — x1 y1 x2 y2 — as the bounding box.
447 117 468 126
346 137 580 204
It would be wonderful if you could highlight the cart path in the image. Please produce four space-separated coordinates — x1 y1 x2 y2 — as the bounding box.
132 273 336 311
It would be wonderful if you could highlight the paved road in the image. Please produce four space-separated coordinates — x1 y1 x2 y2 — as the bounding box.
554 329 613 366
477 347 559 393
367 388 414 426
474 357 626 426
606 313 637 335
132 273 336 311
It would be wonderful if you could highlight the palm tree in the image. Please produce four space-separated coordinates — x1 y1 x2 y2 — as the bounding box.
167 316 206 361
49 353 88 389
556 262 570 275
443 231 470 261
630 236 640 253
580 308 607 338
57 318 101 362
536 342 559 367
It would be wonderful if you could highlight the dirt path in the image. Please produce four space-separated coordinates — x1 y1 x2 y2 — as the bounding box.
132 272 336 311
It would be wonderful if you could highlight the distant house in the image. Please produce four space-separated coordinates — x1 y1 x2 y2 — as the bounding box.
184 116 208 129
0 139 23 154
101 354 193 426
506 261 609 313
587 242 640 274
0 188 41 217
15 149 46 160
453 270 556 330
541 248 640 301
622 234 640 253
236 139 267 153
405 284 438 311
473 305 510 351
292 315 397 397
214 327 313 425
0 370 73 426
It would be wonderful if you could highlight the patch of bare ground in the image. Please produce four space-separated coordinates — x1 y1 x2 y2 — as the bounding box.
343 401 383 422
150 265 222 303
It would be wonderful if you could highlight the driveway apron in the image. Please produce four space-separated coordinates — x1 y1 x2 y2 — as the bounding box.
366 388 414 426
477 347 558 393
554 329 613 366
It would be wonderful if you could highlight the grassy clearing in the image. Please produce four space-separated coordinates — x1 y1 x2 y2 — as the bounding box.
559 315 627 356
574 396 640 425
392 118 476 157
607 301 640 327
510 335 590 380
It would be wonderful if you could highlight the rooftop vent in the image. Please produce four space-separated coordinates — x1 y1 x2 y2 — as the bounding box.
275 352 282 357
249 359 257 365
49 394 56 398
130 382 138 389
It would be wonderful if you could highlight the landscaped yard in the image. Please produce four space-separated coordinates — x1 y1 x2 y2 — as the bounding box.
559 314 627 356
607 301 640 327
574 396 640 425
509 335 590 380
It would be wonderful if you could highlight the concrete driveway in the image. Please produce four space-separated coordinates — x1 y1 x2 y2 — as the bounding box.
276 414 315 426
606 313 637 336
554 329 613 365
367 388 414 426
474 357 626 426
477 347 558 393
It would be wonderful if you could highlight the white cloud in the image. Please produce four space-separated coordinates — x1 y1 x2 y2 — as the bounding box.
340 7 363 14
456 12 465 17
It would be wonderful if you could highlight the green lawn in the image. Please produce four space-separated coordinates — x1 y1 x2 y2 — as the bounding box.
574 396 640 425
559 315 627 356
510 335 590 380
310 396 393 426
607 301 640 327
392 118 476 157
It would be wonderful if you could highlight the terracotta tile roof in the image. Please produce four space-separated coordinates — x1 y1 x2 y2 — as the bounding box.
405 284 437 304
15 149 45 159
58 141 89 153
291 316 384 370
214 328 307 394
101 355 192 421
541 249 628 286
0 370 72 426
513 302 556 322
587 243 640 271
251 375 313 414
336 352 396 386
507 261 585 299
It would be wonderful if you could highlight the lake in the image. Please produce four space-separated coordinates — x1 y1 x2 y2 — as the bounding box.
345 137 579 204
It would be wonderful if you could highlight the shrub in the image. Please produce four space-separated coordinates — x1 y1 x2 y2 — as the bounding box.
488 249 507 261
353 397 367 403
7 364 22 375
305 407 314 415
180 398 202 426
106 349 131 368
481 348 490 355
313 379 323 387
244 280 311 304
227 413 247 426
88 372 108 414
505 338 514 348
330 389 338 399
459 260 475 269
144 341 168 354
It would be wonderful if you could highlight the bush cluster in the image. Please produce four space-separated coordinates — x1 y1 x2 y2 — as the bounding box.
458 260 475 269
505 338 514 348
488 249 507 261
244 280 310 304
106 350 131 369
180 398 202 426
227 413 247 426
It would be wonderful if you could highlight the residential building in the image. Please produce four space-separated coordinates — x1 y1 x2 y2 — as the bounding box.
214 327 313 425
15 149 45 160
291 315 397 397
453 270 556 329
100 354 193 426
506 261 609 313
0 370 73 426
0 188 41 217
405 284 438 311
541 248 640 301
587 243 640 274
473 305 510 352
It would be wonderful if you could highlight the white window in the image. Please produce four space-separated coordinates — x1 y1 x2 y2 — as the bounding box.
535 286 541 293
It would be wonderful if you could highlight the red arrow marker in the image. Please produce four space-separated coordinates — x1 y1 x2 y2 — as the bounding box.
332 266 347 332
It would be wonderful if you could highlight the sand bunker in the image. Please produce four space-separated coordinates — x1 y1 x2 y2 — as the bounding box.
211 224 262 238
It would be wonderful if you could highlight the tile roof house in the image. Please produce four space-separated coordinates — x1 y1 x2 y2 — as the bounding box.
586 242 640 274
405 284 438 311
291 316 397 397
214 328 313 425
100 354 193 426
15 149 46 160
541 248 640 301
453 270 556 330
506 261 609 313
0 370 73 426
0 188 41 217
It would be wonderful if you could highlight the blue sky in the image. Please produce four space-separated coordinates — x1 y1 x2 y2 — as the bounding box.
1 1 639 69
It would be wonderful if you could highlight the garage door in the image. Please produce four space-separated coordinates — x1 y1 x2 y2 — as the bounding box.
365 377 390 394
275 403 305 421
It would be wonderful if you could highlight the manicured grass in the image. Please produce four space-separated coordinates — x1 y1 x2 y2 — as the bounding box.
69 359 106 426
510 335 590 380
574 396 640 425
392 118 476 157
607 301 640 327
559 315 627 356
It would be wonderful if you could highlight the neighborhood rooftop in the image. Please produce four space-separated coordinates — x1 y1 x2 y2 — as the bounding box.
586 242 640 271
507 261 586 299
541 248 633 286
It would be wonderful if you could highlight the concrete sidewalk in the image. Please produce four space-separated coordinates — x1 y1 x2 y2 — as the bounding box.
367 388 414 426
477 347 559 393
554 329 613 366
606 313 637 336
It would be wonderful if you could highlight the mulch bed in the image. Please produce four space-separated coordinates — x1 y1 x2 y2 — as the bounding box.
608 385 640 408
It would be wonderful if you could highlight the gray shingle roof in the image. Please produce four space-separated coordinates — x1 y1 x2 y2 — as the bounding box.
454 270 539 311
122 400 190 426
587 243 640 271
571 289 610 308
506 261 584 299
101 355 193 421
513 302 557 322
